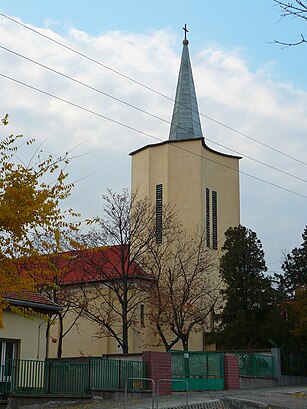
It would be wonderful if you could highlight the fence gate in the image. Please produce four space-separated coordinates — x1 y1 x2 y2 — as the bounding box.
171 351 224 391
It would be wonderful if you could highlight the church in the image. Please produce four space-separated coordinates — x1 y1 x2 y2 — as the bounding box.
47 28 241 357
130 29 240 258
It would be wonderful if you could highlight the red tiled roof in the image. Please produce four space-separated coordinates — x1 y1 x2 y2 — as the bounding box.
59 245 148 285
2 289 60 310
14 245 149 287
18 245 149 286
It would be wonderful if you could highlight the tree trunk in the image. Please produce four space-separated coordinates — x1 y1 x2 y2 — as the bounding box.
182 336 189 351
122 283 129 354
57 315 64 358
45 322 51 359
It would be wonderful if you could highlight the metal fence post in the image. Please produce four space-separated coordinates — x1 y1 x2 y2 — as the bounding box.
118 359 122 389
88 357 91 392
156 379 188 409
124 377 155 409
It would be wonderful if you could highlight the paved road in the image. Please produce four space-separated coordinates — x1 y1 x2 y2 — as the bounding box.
30 385 307 409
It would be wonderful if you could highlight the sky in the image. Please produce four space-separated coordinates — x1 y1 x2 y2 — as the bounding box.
0 0 307 274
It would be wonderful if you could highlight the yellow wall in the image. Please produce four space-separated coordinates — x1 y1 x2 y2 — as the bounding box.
131 139 240 251
131 138 240 351
48 287 155 357
1 309 48 360
49 139 240 357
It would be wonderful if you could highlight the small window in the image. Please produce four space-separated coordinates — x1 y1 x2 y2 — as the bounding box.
156 184 163 243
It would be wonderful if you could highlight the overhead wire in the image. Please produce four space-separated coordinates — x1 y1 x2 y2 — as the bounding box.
1 45 307 186
1 71 307 200
1 11 307 167
2 13 303 269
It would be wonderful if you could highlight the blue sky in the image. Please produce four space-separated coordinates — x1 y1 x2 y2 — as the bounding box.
1 0 306 89
0 0 307 272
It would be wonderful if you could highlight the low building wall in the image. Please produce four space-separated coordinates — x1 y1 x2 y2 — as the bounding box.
280 375 307 386
0 400 7 409
6 395 92 409
99 353 143 362
240 376 278 389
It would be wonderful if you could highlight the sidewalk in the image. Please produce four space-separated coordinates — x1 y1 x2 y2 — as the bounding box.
41 385 307 409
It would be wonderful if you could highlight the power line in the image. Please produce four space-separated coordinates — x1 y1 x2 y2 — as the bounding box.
1 71 307 200
0 73 163 141
1 11 307 167
1 44 307 186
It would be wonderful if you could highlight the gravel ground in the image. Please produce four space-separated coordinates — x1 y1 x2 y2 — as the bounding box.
19 385 307 409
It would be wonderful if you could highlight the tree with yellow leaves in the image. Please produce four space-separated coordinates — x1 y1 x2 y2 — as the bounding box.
0 114 79 326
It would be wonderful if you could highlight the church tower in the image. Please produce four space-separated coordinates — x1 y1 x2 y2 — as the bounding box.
130 29 240 253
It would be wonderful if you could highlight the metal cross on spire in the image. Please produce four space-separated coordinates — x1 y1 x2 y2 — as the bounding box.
169 24 203 141
183 24 189 40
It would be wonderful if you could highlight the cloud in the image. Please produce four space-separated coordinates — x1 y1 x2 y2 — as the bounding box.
1 16 307 265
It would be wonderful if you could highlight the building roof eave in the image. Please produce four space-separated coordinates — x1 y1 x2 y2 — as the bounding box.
129 137 242 160
5 298 62 312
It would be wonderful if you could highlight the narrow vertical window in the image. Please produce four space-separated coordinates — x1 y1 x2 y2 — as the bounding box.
210 305 215 332
212 191 218 250
156 184 163 243
140 304 145 327
205 188 210 247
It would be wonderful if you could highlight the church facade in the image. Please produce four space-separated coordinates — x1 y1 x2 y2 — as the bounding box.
47 31 241 357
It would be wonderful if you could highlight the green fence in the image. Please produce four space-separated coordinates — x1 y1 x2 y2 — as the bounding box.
0 360 46 395
171 351 224 391
89 357 147 390
235 353 275 378
45 360 89 394
281 351 307 376
0 357 147 397
0 363 11 395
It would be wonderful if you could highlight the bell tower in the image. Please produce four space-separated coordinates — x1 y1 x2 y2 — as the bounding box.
130 28 240 251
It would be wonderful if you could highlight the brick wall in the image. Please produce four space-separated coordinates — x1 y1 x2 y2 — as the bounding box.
224 355 240 390
142 351 172 395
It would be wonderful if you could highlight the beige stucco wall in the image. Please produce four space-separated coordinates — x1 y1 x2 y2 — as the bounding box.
202 146 240 250
131 139 240 251
48 287 155 358
48 312 157 358
48 293 208 357
50 139 240 357
0 309 48 360
131 138 240 352
49 311 111 357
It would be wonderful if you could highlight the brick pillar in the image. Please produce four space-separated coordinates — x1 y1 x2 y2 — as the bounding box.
142 351 172 395
224 355 240 390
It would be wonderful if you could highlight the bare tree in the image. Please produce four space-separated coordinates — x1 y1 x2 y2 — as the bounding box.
140 226 221 351
43 257 83 359
274 0 307 46
69 189 220 353
72 189 176 354
24 230 82 358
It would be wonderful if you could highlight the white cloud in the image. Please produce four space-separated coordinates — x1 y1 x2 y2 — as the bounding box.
1 17 307 264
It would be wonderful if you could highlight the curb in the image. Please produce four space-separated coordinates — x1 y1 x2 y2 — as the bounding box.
223 397 267 408
222 397 287 409
161 400 229 409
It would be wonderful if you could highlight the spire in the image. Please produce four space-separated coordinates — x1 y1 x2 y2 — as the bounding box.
169 26 203 141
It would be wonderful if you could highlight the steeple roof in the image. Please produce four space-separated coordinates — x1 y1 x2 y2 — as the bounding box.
169 29 203 141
